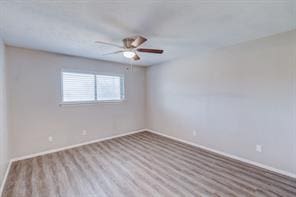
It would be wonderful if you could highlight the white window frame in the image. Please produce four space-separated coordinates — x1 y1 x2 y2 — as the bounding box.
60 69 126 105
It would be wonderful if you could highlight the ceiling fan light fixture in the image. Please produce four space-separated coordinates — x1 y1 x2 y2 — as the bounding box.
123 51 136 58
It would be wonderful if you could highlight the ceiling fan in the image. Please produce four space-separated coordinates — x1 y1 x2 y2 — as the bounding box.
95 36 163 61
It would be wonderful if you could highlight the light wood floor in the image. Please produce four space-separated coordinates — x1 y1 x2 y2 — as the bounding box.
2 131 296 197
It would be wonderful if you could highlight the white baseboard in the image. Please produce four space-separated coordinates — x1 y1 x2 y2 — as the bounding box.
0 160 12 196
10 129 146 162
146 129 296 179
2 127 295 195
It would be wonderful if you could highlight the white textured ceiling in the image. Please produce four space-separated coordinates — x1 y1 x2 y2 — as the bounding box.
0 0 295 66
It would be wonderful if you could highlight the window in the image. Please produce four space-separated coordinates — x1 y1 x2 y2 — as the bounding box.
62 72 95 102
96 75 124 101
62 72 124 103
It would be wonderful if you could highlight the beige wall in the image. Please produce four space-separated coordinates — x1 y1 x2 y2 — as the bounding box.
147 30 296 174
0 38 8 182
6 46 146 158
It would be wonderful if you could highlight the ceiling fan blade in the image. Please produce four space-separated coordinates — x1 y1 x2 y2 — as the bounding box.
133 54 140 61
137 48 163 54
95 41 123 48
122 38 135 48
131 36 147 47
102 50 124 56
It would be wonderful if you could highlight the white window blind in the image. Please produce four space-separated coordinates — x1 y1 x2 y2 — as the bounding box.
62 72 95 102
62 72 124 103
96 75 124 101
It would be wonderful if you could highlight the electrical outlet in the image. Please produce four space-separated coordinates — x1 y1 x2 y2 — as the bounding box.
256 145 262 153
82 130 87 136
193 130 197 137
48 136 53 142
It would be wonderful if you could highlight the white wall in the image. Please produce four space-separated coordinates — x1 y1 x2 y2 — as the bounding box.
0 38 8 182
147 30 296 174
6 46 146 158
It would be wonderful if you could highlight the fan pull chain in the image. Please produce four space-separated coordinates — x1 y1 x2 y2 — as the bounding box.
130 60 133 72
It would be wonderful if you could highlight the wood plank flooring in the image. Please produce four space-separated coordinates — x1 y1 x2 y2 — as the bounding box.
2 131 296 197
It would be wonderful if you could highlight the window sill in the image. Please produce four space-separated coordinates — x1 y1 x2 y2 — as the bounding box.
59 100 126 106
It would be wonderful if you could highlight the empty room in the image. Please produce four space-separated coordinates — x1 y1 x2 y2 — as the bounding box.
0 0 296 196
